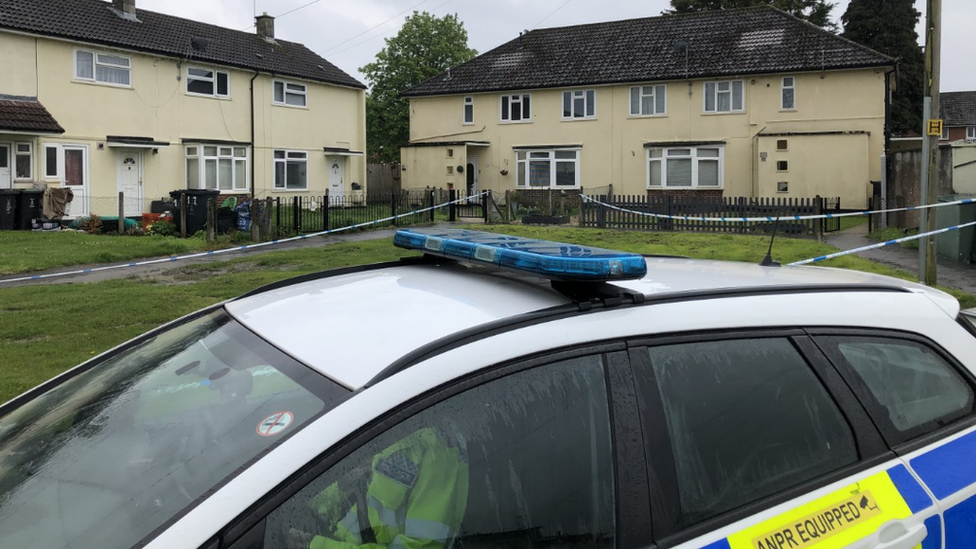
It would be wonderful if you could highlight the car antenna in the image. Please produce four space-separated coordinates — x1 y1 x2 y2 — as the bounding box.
760 216 781 267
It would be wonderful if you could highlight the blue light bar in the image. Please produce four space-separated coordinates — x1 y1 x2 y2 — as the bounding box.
394 228 648 281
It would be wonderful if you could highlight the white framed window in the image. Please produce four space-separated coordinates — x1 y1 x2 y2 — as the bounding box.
781 77 796 110
14 142 32 180
968 126 976 141
75 49 131 86
185 145 248 191
630 85 667 116
43 144 60 179
704 80 744 113
515 149 580 188
463 96 474 125
562 90 596 119
501 94 531 122
647 146 723 189
273 80 307 107
186 67 230 98
274 150 308 190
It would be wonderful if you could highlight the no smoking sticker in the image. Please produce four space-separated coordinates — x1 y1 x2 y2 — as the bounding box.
256 411 294 437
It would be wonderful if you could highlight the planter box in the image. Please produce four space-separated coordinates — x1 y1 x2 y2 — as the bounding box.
522 215 570 225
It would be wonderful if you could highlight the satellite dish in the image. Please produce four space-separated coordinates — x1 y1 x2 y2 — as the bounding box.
674 40 690 54
191 37 210 52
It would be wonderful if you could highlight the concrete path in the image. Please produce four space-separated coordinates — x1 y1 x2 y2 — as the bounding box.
825 223 976 296
0 224 458 287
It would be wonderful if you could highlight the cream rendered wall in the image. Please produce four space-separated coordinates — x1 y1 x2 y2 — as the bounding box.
0 30 365 206
404 68 887 208
952 144 976 195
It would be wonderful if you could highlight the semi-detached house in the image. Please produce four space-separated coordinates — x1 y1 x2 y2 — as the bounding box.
0 0 366 218
401 7 895 210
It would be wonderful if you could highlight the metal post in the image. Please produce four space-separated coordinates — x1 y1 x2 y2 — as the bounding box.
428 189 435 223
879 154 888 230
275 197 281 234
449 189 456 222
483 190 490 223
117 191 124 234
206 198 215 244
920 0 942 285
323 192 330 230
391 192 398 227
813 195 823 242
293 196 300 233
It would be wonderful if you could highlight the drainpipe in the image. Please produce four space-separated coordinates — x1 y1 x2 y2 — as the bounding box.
250 71 259 198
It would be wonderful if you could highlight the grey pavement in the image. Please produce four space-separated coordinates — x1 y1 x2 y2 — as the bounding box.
824 223 976 296
0 223 459 288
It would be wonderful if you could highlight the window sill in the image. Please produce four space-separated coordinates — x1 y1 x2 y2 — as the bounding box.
499 120 532 125
627 114 668 119
272 102 309 110
72 79 133 90
779 109 797 113
560 117 598 123
701 111 745 116
186 92 233 100
462 122 475 126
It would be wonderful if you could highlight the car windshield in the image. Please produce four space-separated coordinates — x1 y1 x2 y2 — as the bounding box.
0 309 347 549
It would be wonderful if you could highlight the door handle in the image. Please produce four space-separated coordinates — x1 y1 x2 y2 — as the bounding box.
873 522 926 549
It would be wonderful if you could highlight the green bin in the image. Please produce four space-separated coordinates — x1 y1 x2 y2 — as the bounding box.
936 194 976 263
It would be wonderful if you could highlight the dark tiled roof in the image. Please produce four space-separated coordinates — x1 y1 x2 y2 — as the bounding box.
405 7 893 97
0 97 65 133
0 0 365 89
941 91 976 127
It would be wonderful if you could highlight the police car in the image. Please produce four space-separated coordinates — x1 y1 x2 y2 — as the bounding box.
1 228 975 549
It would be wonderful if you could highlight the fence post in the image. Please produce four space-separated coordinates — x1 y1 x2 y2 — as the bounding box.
293 196 300 233
814 195 824 242
323 192 330 231
597 194 606 228
250 197 260 241
275 197 281 234
483 190 490 223
449 189 457 222
180 193 187 238
117 191 124 234
206 198 215 244
391 192 398 227
428 189 435 223
265 197 273 236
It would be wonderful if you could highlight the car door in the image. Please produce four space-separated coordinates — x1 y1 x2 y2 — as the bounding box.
812 325 976 549
213 347 652 549
629 330 939 549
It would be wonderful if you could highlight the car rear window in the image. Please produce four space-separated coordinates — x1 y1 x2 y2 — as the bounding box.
0 309 347 549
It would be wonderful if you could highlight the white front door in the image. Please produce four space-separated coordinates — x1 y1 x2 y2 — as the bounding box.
0 144 11 190
328 156 346 199
116 149 142 217
63 146 89 218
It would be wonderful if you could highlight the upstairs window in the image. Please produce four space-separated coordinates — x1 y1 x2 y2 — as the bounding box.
187 67 230 98
630 85 667 116
968 126 976 141
704 80 744 113
75 50 131 86
501 94 531 122
185 145 248 191
648 146 723 189
463 96 474 124
562 90 596 119
273 80 307 107
781 77 796 110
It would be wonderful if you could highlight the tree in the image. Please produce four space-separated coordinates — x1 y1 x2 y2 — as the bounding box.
841 0 924 135
667 0 838 30
360 12 477 164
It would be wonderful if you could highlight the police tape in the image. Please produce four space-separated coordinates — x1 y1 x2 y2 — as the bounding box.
789 220 976 266
580 194 976 223
0 192 490 285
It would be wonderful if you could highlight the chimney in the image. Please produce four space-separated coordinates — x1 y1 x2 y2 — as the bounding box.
256 12 275 43
112 0 136 17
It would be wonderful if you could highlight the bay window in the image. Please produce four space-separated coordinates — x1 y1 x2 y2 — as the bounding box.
630 85 667 116
185 145 248 191
501 94 531 122
704 80 744 113
274 150 308 190
516 149 580 188
562 90 596 119
647 146 723 189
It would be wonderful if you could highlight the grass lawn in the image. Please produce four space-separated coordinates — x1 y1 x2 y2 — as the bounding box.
1 226 973 404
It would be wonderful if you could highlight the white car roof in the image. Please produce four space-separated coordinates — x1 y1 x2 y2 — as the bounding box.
225 257 960 389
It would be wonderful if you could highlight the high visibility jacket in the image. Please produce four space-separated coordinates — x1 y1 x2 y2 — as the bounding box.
307 428 469 549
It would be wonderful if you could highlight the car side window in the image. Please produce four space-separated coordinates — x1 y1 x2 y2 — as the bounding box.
255 355 615 549
634 338 858 528
817 335 975 441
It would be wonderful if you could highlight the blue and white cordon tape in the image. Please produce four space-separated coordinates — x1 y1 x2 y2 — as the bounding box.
580 194 976 223
789 220 976 266
0 192 489 285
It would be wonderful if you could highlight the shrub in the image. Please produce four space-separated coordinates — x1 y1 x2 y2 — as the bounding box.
146 219 177 237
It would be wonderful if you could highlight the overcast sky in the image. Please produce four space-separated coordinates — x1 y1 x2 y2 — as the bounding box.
141 0 975 92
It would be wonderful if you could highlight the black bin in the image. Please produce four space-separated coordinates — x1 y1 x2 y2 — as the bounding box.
169 189 220 236
0 190 18 231
16 189 43 230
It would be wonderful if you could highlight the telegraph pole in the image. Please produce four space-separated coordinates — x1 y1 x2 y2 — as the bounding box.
919 0 941 285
